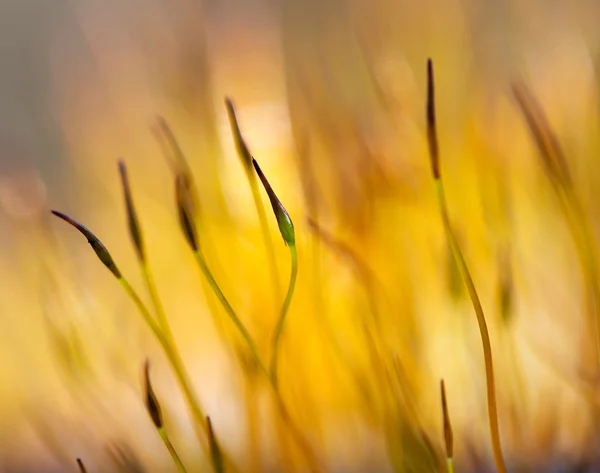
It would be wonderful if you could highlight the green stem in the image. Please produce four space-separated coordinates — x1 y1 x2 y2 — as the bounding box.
270 243 298 389
193 246 321 471
434 179 507 473
141 263 175 341
158 427 188 473
447 457 455 473
193 250 269 377
249 175 282 300
117 278 209 452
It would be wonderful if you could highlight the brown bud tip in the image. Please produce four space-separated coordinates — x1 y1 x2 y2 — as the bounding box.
144 359 163 429
206 416 224 473
252 158 295 246
51 210 122 279
175 174 199 251
511 81 571 187
426 59 440 180
440 379 454 458
76 458 87 473
225 97 252 170
118 160 145 262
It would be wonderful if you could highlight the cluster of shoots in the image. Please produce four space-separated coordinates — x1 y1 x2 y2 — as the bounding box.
53 57 597 473
53 95 310 472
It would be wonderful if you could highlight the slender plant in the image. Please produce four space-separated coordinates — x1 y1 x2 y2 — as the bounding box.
225 98 282 300
251 157 298 389
512 82 600 371
144 360 188 473
440 380 455 473
425 59 507 473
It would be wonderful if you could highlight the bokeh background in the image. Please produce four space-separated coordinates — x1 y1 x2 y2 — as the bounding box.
1 0 600 471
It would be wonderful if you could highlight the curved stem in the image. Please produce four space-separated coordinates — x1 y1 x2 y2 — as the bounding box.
249 175 282 300
158 427 188 473
270 243 298 389
141 263 175 342
434 179 507 473
193 251 269 378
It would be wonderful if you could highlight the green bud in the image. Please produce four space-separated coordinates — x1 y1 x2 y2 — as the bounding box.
252 158 295 246
51 211 121 279
225 97 252 171
144 360 163 429
207 416 224 473
118 160 145 262
426 59 440 180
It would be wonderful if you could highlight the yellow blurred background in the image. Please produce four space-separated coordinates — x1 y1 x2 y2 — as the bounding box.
1 0 600 471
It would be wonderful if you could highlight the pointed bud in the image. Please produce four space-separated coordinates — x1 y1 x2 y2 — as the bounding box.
225 98 252 171
144 360 163 429
118 161 145 262
51 211 121 279
440 380 454 459
77 458 87 473
252 158 295 246
511 81 571 187
426 59 440 180
207 416 224 473
175 174 199 251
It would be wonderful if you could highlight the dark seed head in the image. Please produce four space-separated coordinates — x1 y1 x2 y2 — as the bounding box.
207 416 224 473
225 97 252 171
76 458 87 473
144 359 163 429
175 174 199 251
118 160 145 263
51 210 121 279
252 158 295 246
426 59 440 180
440 379 454 458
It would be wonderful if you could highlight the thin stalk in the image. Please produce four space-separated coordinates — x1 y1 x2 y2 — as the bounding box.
141 262 174 340
192 250 269 378
447 458 455 473
118 278 209 451
270 243 298 388
158 428 188 473
435 180 506 473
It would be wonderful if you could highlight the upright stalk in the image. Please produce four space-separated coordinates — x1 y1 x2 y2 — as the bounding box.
426 60 506 473
193 250 269 378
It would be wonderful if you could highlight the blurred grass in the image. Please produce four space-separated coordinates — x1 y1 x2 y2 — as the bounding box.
0 0 600 472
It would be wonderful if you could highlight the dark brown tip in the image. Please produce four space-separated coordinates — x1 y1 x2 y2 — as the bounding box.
252 158 295 246
118 160 145 263
225 97 252 170
76 458 87 473
511 81 571 187
207 416 224 473
426 59 440 180
440 379 454 458
51 210 121 279
175 174 198 251
144 359 163 429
